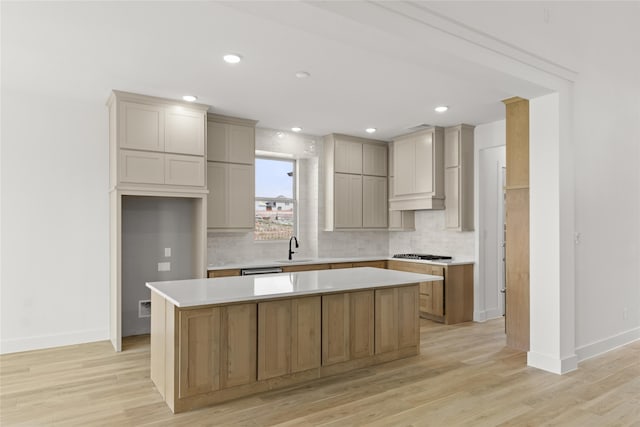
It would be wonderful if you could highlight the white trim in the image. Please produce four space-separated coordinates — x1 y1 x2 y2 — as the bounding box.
1 329 108 355
473 309 503 323
527 351 578 375
576 327 640 363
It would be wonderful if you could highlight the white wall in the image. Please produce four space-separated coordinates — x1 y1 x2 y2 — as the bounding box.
473 120 506 322
1 89 110 353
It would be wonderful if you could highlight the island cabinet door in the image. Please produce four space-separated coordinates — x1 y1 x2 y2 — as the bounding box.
220 303 257 388
349 291 375 359
258 300 292 380
375 288 399 354
291 297 321 373
375 285 420 354
322 294 350 365
178 308 221 398
397 286 420 349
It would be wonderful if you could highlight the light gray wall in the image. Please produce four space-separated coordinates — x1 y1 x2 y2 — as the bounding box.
122 197 195 336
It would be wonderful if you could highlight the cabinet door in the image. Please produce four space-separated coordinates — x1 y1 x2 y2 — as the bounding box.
374 288 398 354
228 125 255 165
349 291 374 359
207 121 228 162
444 128 460 168
363 176 388 228
419 282 433 314
227 164 254 229
165 154 204 186
291 297 321 373
397 286 419 349
258 300 291 380
220 303 257 388
322 293 350 365
178 308 221 398
415 131 434 193
207 162 228 228
335 139 362 174
334 173 362 228
393 138 415 196
165 109 204 155
363 143 387 176
119 102 164 152
119 149 164 184
431 281 444 317
445 167 460 228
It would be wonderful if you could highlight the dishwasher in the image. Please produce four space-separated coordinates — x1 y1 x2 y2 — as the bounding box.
240 267 283 276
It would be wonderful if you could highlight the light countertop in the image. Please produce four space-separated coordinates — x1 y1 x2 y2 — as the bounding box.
207 256 474 271
147 267 442 308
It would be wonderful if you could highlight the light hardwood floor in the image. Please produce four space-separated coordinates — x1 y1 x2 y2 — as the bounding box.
1 319 638 426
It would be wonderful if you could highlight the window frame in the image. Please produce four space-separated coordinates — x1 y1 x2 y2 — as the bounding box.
254 156 297 241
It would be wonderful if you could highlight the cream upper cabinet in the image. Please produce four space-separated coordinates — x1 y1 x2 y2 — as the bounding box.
387 142 415 231
207 162 254 230
108 91 208 191
363 143 387 176
334 173 363 229
444 124 474 231
334 138 362 174
206 113 257 231
207 117 256 164
324 133 388 231
165 108 205 156
119 102 165 152
363 175 387 228
390 127 444 211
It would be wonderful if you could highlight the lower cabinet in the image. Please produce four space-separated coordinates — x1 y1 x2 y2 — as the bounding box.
321 291 375 365
257 297 321 380
374 286 419 354
177 303 257 399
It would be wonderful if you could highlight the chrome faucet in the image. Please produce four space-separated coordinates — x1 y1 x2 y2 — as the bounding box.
288 236 299 260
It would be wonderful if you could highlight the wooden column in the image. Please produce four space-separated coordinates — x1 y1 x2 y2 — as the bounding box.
503 97 530 352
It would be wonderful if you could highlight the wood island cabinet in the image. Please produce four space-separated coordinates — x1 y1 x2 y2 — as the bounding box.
258 297 321 380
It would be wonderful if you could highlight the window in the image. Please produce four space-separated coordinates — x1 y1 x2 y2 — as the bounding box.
254 157 296 241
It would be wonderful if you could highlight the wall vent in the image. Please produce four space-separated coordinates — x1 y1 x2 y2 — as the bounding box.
406 123 432 131
138 300 151 318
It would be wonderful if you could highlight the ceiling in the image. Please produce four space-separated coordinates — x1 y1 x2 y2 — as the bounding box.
3 1 562 140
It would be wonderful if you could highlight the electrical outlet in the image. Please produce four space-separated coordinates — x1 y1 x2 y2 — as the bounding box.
574 232 581 245
158 261 171 272
164 247 171 257
139 300 151 318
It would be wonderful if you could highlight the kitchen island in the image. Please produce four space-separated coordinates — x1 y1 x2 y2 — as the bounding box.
147 267 442 413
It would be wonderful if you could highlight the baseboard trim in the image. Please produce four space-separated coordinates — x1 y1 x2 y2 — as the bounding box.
575 327 640 363
527 351 578 375
0 328 108 355
473 309 503 322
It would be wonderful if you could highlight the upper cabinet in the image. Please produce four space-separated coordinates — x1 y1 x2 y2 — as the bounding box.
206 113 258 231
207 116 255 165
444 124 474 231
324 134 388 230
387 141 415 231
107 91 209 191
389 127 444 211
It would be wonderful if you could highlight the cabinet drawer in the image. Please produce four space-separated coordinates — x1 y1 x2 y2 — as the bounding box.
165 154 204 186
430 266 445 277
419 293 433 315
119 149 164 184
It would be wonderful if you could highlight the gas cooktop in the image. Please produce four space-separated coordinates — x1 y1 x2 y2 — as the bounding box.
392 253 452 261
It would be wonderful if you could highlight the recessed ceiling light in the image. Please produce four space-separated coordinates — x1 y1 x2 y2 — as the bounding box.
295 71 311 79
276 131 284 138
182 95 197 102
365 128 377 134
435 106 449 113
291 127 302 132
223 54 242 64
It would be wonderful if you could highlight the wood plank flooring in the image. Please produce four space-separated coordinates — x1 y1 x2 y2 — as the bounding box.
1 318 638 426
